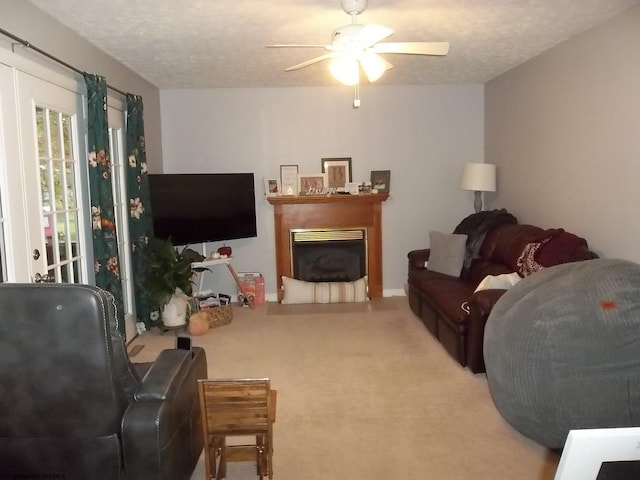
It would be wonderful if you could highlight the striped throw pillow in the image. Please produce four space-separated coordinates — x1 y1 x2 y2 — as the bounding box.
281 276 368 305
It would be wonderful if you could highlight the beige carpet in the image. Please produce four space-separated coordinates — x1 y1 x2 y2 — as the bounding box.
128 297 559 480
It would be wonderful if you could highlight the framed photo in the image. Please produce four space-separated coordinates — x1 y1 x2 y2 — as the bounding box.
345 182 360 195
321 157 352 189
280 164 299 196
298 173 327 195
370 170 391 193
264 177 280 197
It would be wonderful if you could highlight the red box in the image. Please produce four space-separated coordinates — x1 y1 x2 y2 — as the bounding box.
238 272 265 306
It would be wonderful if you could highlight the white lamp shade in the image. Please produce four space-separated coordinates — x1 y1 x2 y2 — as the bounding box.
460 163 496 192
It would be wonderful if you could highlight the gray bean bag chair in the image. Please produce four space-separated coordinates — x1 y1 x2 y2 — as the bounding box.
484 258 640 449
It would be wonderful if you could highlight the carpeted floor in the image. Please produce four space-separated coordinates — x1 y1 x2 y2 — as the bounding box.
128 296 559 480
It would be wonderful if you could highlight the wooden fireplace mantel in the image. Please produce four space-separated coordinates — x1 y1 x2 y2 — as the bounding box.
267 193 389 301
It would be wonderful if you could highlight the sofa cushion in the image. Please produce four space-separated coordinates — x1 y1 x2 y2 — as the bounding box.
427 231 468 277
426 285 475 327
413 274 476 327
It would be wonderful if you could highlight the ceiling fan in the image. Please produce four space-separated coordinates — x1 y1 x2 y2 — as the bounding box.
267 0 449 105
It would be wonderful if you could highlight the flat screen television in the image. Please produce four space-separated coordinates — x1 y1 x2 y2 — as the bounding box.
148 173 257 245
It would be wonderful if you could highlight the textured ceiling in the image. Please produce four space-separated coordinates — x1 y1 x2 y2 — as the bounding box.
27 0 639 89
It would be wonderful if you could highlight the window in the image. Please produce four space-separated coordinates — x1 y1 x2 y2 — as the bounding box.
36 106 84 282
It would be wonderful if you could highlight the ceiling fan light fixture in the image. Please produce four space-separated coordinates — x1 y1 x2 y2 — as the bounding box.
271 0 450 103
359 51 388 83
330 56 360 86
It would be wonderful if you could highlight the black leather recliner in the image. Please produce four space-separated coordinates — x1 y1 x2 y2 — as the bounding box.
0 283 208 480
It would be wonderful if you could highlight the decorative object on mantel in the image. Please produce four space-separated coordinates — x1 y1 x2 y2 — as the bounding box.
370 170 390 193
280 164 298 196
345 182 360 195
264 177 280 197
321 157 352 189
460 163 496 213
358 182 372 194
298 173 328 195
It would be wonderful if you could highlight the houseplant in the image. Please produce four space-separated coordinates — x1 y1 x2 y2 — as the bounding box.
143 237 207 326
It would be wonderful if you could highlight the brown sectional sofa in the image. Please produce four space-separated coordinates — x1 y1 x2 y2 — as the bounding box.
407 214 598 373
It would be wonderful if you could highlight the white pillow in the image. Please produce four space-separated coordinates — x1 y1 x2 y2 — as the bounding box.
474 272 522 293
281 276 368 305
426 231 468 277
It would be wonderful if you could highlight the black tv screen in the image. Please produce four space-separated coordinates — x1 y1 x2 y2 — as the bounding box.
148 173 257 245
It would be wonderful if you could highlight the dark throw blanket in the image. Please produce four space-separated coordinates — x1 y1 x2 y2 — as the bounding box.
453 209 518 273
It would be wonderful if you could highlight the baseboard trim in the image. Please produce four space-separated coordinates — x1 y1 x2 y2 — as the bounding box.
384 289 407 297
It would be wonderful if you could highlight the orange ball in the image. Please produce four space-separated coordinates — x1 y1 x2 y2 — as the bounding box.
187 311 209 336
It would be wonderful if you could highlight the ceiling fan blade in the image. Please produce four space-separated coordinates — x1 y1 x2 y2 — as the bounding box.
376 54 394 71
267 44 329 49
285 53 337 71
373 42 450 56
356 24 394 47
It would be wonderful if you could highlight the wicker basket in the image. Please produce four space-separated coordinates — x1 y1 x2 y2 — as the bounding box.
200 304 233 328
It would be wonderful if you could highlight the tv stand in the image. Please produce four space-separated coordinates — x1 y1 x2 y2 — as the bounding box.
191 257 254 308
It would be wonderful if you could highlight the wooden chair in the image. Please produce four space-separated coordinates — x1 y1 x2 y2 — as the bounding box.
198 378 276 480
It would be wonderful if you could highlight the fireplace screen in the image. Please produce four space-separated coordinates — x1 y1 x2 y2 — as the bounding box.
290 229 367 283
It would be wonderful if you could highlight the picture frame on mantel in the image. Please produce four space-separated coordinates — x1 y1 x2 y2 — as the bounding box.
321 157 352 189
264 177 280 197
370 170 391 193
298 173 327 195
280 164 298 196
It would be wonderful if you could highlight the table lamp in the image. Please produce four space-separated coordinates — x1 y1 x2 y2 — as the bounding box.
460 163 496 213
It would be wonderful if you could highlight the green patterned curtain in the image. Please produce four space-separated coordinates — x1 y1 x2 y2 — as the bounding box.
84 74 125 331
126 94 154 329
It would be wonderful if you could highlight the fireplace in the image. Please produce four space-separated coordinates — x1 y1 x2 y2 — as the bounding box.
267 194 389 301
291 228 367 282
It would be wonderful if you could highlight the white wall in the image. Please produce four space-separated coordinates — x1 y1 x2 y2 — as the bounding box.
485 4 640 262
160 85 484 298
0 0 163 169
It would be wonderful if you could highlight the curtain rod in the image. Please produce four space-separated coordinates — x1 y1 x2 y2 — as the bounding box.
0 27 128 97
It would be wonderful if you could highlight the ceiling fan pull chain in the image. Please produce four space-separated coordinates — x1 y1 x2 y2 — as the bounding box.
353 83 361 109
